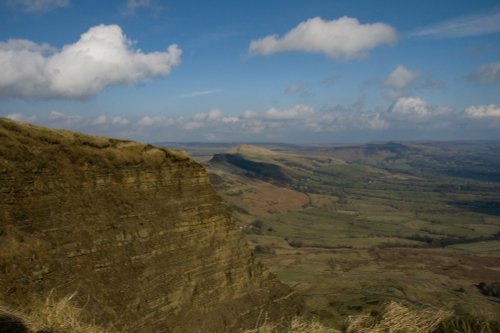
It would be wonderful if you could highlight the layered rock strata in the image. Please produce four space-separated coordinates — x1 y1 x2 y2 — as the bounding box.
0 119 300 332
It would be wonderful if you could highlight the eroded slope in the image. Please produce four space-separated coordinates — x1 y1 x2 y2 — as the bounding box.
0 119 301 332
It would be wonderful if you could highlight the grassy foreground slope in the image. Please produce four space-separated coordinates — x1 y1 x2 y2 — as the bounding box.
199 141 500 329
2 295 498 333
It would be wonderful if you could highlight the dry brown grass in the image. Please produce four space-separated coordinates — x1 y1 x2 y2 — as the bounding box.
242 316 340 333
346 302 453 333
243 301 500 333
0 292 111 333
1 295 497 333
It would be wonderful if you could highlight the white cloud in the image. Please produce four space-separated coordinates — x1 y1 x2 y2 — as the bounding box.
180 89 221 98
0 39 55 54
111 116 130 126
360 113 389 129
89 115 129 126
389 97 430 118
384 65 420 100
49 111 82 125
243 110 258 119
320 106 389 131
222 116 240 124
193 112 207 121
321 113 338 123
241 119 265 134
465 104 500 118
137 109 226 131
8 0 68 12
249 16 397 60
138 116 155 126
137 115 177 127
385 65 419 89
93 115 108 125
123 0 150 14
5 113 37 122
266 104 314 120
208 108 223 121
389 97 451 122
412 9 500 38
191 109 223 122
470 61 500 84
122 0 164 15
0 24 181 99
183 121 204 130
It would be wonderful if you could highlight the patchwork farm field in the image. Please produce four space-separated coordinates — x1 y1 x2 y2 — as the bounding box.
175 141 500 329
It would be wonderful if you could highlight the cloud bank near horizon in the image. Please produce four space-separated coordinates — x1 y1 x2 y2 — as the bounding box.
7 99 500 143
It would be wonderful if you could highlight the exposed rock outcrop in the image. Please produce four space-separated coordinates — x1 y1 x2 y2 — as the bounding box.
0 119 301 332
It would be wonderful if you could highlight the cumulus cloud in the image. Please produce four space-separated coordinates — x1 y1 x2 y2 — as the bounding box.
90 115 130 126
137 115 178 127
137 116 154 126
93 115 108 125
5 113 37 122
465 104 500 118
389 97 451 122
8 0 68 12
7 99 481 142
111 116 130 126
385 65 419 89
249 16 397 60
190 108 223 122
0 24 181 99
470 61 500 84
389 97 430 118
243 110 258 119
49 111 82 125
320 106 389 131
0 39 55 54
384 65 419 100
222 116 240 124
137 108 227 132
412 9 500 38
132 105 317 138
266 104 314 120
207 108 223 120
360 113 389 129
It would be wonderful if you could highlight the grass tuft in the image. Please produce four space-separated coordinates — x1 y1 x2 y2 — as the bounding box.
0 292 111 333
244 301 500 333
346 302 452 333
242 316 340 333
2 297 498 333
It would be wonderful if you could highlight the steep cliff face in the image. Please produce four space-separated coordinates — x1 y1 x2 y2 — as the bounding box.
0 119 300 332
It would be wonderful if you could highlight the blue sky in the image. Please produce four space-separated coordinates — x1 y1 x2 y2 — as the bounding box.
1 0 499 143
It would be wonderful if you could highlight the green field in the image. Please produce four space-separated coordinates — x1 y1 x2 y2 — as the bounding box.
191 141 500 328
